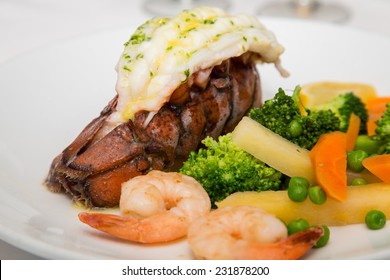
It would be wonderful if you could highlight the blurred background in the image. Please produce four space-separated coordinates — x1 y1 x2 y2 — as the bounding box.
1 0 390 259
1 0 390 64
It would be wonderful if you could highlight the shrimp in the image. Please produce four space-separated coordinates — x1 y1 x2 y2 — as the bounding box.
78 170 211 243
187 206 323 260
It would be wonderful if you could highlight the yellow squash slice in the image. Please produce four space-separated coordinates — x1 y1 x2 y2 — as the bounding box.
217 183 390 226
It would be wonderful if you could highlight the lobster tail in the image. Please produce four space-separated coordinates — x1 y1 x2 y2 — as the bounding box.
45 55 261 207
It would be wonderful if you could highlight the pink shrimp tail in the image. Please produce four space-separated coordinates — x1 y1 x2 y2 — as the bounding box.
239 226 324 260
78 212 188 243
281 226 324 259
79 212 141 241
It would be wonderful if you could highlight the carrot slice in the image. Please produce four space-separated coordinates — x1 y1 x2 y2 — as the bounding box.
362 154 390 183
365 97 390 136
366 97 390 111
346 113 360 151
366 120 378 137
310 131 347 202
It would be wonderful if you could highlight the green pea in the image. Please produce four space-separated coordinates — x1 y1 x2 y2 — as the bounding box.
365 210 386 230
347 150 368 173
314 225 330 248
351 177 368 186
308 186 327 205
288 177 309 202
288 119 303 137
354 135 382 155
287 219 310 235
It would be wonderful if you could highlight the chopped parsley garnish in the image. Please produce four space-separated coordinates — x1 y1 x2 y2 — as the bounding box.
203 19 216 25
125 32 151 46
123 65 132 72
184 69 190 80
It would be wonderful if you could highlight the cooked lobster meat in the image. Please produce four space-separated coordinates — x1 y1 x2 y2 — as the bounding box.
45 7 286 208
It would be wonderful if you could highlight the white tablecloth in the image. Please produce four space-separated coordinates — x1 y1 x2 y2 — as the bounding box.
1 0 390 259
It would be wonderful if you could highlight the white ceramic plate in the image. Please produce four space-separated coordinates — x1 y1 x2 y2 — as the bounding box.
1 18 390 260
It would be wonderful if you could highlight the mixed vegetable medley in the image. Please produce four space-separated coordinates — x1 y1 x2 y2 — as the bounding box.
180 81 390 248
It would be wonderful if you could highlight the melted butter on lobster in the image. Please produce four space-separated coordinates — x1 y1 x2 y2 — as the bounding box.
45 7 287 208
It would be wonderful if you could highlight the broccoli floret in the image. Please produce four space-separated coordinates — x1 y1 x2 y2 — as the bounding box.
179 134 282 207
374 103 390 154
248 87 340 150
311 92 368 134
249 88 300 137
297 109 342 149
376 103 390 137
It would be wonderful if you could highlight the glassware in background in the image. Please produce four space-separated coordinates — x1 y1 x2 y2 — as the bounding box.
258 0 350 23
144 0 230 16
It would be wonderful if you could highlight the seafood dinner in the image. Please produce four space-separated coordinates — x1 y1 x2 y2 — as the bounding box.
79 170 211 243
45 6 286 208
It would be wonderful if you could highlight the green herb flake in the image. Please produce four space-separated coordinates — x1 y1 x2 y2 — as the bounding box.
184 69 190 79
131 33 145 44
127 32 151 46
203 19 216 25
122 54 131 61
123 65 132 72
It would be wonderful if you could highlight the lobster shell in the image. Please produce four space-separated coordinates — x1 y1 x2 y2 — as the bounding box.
45 54 262 208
